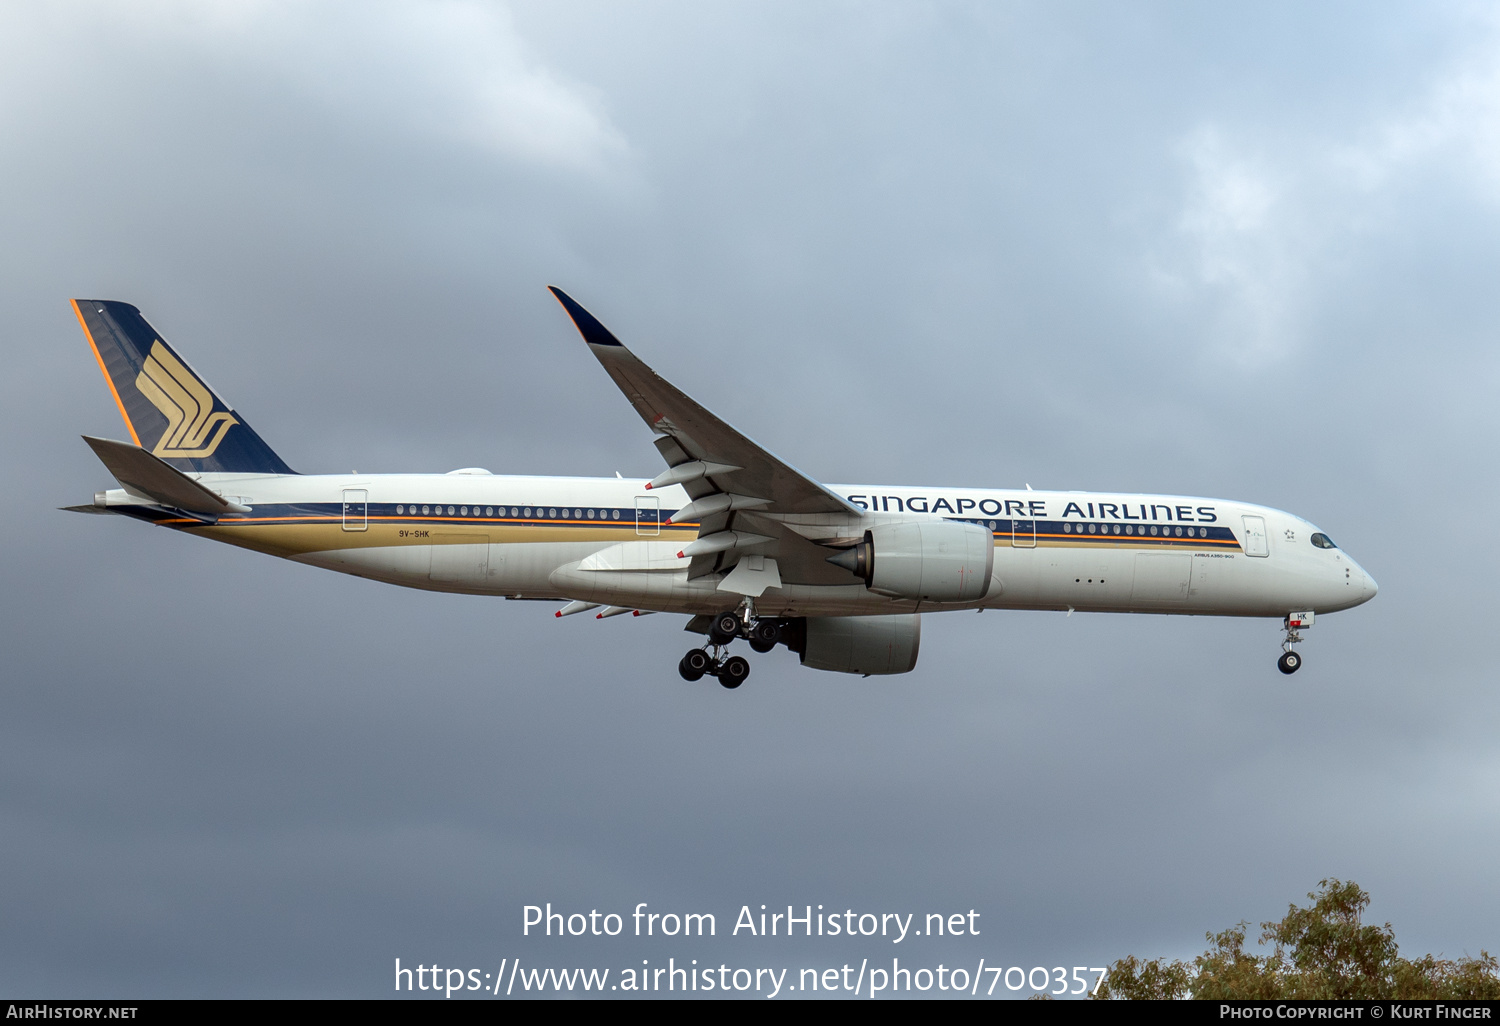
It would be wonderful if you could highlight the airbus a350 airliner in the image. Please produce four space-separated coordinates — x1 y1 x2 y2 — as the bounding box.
66 290 1376 688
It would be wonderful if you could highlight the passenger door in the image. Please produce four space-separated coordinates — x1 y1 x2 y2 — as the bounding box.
634 495 660 536
1241 515 1269 557
1011 517 1036 548
341 488 368 532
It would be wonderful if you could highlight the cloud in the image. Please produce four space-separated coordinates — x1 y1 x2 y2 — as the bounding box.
0 0 627 174
1153 12 1500 368
1168 126 1294 366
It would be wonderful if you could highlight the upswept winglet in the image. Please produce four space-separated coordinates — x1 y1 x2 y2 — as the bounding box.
548 286 861 588
547 287 854 517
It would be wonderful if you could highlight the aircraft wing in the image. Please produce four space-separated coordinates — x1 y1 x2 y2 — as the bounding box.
550 288 862 586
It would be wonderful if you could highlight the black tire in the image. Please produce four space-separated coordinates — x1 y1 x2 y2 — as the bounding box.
750 620 781 647
1278 651 1302 675
719 655 750 689
679 649 711 681
709 612 741 645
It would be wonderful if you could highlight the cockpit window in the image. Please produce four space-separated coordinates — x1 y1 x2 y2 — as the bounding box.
1310 533 1337 549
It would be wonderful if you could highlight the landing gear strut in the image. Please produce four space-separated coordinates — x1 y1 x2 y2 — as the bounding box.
1278 612 1312 674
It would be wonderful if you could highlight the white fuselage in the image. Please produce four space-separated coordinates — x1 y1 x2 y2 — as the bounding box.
103 471 1377 621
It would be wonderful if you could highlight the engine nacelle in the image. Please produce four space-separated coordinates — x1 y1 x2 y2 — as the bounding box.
788 614 922 675
829 521 994 602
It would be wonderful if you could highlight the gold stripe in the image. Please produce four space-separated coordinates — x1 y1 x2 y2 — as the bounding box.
169 521 655 558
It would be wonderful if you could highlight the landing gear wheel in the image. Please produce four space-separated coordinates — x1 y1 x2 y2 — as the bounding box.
1278 651 1302 675
679 649 711 681
709 612 741 645
749 620 781 653
718 655 750 689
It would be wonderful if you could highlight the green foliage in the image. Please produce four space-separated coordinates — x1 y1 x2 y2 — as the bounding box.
1093 879 1500 1000
1191 923 1284 1000
1092 954 1193 1000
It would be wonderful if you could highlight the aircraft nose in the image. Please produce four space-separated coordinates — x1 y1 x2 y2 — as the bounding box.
1363 569 1378 599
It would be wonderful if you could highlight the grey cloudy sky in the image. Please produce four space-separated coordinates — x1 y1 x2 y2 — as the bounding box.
3 0 1498 998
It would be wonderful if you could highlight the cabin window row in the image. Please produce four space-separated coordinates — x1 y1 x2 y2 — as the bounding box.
393 505 626 521
1058 522 1205 537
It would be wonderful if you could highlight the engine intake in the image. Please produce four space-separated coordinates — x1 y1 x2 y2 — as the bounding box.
828 521 994 602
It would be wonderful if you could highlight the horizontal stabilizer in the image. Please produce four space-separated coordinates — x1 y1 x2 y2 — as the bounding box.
59 504 118 516
82 436 247 516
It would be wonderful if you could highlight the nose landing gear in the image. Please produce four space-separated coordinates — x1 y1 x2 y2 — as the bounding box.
1278 611 1313 674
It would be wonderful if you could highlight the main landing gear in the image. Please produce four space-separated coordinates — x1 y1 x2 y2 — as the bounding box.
678 606 784 689
677 646 751 688
1277 611 1313 674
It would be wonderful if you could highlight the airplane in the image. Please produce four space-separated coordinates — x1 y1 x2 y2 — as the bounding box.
64 290 1377 688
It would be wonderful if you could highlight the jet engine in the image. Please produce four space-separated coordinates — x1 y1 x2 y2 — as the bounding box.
828 521 994 602
784 614 922 675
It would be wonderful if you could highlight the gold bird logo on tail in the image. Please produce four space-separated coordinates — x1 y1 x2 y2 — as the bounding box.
134 341 239 458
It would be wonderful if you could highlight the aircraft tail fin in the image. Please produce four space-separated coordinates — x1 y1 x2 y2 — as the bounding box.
70 300 296 475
